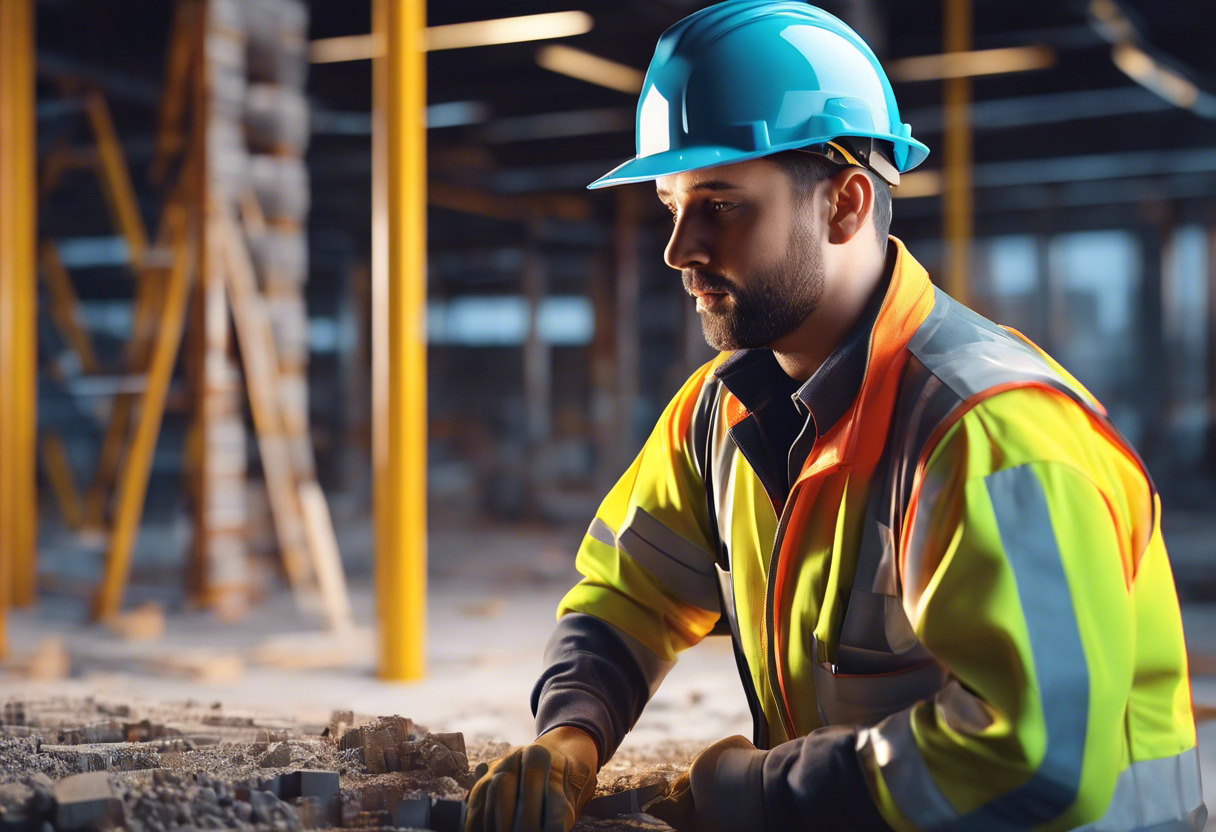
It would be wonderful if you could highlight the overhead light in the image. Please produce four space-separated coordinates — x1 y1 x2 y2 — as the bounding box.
427 11 593 51
310 11 593 63
886 46 1055 82
536 45 644 93
1087 0 1136 43
1111 42 1199 110
1086 0 1216 119
892 171 942 199
310 33 382 64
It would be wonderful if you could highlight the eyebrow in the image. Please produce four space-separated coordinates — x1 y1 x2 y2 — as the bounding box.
655 180 742 199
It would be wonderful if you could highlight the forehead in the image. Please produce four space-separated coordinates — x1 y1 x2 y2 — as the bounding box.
654 158 789 200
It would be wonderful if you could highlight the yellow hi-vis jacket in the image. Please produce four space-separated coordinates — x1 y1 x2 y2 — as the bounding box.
547 239 1204 831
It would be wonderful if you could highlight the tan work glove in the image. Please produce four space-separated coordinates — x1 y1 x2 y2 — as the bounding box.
465 725 599 832
643 735 768 832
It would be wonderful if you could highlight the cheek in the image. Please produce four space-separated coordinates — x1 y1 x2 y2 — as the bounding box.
741 210 803 269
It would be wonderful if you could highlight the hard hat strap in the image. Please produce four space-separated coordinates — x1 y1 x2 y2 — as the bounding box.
795 138 902 187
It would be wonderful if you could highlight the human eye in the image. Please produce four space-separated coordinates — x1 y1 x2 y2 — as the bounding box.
708 200 738 214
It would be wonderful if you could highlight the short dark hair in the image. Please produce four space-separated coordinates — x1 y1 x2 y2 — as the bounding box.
764 149 892 254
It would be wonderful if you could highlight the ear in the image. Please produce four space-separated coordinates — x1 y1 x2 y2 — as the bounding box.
825 168 873 245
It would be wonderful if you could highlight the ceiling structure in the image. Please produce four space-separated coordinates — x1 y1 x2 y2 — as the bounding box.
31 0 1216 287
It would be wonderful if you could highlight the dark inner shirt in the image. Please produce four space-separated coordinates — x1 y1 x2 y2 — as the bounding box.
713 253 894 509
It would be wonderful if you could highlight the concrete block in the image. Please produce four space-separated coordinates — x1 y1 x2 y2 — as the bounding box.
429 798 467 832
256 774 282 796
54 773 122 831
391 797 429 830
338 716 412 774
290 795 327 829
281 770 339 824
431 733 466 758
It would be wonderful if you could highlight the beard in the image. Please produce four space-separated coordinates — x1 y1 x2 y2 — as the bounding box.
683 228 824 351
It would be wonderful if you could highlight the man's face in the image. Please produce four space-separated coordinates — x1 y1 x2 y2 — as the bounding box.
656 158 824 351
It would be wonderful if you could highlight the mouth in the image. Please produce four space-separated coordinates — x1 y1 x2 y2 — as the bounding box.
683 272 733 313
688 287 729 312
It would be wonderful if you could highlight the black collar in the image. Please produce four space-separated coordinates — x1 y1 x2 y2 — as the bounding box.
714 268 890 439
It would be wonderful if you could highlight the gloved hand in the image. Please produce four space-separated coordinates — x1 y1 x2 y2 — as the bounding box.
465 725 600 832
642 735 768 832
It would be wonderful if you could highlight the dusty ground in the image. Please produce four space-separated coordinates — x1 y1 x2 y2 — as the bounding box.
0 696 693 832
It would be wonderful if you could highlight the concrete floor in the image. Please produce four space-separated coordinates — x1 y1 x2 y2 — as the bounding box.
3 515 1214 827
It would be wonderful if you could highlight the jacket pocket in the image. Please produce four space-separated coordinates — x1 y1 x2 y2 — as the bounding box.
812 587 949 727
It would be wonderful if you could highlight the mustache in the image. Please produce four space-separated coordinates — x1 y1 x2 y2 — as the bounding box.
682 269 738 296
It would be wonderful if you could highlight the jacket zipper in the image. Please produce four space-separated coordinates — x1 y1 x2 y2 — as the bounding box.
763 305 887 739
763 492 799 740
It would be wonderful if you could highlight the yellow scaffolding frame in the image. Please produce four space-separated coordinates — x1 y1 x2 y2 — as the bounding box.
943 0 974 306
373 0 428 680
0 0 39 622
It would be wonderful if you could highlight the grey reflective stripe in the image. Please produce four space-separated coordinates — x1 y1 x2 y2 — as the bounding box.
618 506 719 613
600 618 675 697
716 565 740 640
1071 747 1206 832
587 517 616 548
859 464 1090 830
909 288 1094 408
856 709 959 828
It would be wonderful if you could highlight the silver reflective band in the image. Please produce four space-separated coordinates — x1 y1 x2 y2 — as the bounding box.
587 516 616 548
618 506 719 613
858 464 1090 830
1071 746 1206 832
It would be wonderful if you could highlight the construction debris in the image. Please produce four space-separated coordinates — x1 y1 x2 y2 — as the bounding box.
55 772 123 830
0 697 682 831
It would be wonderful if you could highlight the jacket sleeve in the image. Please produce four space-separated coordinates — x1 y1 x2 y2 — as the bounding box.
532 360 724 764
736 388 1181 832
853 388 1167 831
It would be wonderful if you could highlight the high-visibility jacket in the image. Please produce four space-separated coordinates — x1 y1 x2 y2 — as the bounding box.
533 238 1205 831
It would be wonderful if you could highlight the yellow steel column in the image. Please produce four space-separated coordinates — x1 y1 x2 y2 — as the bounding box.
0 0 39 614
373 0 427 680
943 0 972 305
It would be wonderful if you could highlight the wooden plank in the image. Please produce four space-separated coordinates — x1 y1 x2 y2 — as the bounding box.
150 0 198 185
298 481 353 631
215 211 314 597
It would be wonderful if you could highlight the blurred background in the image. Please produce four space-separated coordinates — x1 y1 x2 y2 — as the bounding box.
1 0 1215 759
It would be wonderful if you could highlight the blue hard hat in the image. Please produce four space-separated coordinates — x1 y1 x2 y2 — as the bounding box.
588 0 928 189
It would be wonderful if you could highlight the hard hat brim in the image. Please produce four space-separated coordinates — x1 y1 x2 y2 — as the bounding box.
589 145 787 190
588 138 928 190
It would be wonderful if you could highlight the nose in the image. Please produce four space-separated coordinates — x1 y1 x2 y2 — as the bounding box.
664 212 710 271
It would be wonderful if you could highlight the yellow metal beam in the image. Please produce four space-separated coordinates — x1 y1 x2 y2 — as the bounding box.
40 434 84 530
0 0 38 614
373 0 428 680
86 92 151 269
92 217 193 621
943 0 973 306
40 241 102 374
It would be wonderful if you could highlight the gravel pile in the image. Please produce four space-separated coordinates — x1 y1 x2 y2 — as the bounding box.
0 698 677 832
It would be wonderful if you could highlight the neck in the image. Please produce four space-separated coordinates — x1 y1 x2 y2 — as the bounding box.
770 241 891 382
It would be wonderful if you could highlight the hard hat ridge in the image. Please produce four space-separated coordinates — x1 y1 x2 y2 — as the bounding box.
589 0 928 189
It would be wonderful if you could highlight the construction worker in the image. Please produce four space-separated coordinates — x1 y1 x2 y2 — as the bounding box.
465 2 1206 830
